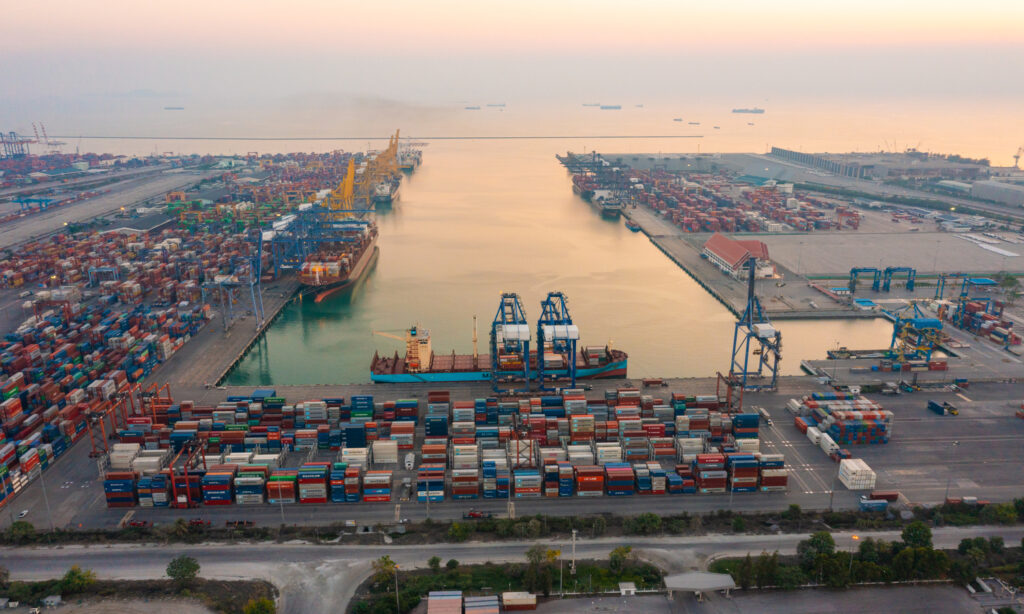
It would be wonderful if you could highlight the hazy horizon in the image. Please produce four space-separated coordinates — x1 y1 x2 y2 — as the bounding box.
3 0 1022 162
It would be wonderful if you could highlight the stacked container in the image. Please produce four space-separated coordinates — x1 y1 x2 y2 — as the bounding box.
363 469 392 502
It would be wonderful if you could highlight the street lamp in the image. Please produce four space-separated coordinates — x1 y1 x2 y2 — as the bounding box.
944 440 961 500
849 535 860 575
394 564 400 612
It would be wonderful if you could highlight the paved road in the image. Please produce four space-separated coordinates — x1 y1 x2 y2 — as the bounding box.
6 526 1023 613
0 164 176 198
0 169 219 249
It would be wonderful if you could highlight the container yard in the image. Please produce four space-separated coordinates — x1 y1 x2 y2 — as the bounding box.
89 386 794 510
0 143 1021 538
4 373 1024 530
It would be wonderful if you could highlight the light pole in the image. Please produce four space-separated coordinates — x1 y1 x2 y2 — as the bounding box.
394 563 400 612
849 535 860 576
944 440 960 501
571 529 577 576
38 464 55 533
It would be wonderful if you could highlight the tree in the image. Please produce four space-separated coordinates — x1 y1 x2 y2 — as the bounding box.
902 521 932 549
242 598 276 614
783 504 802 525
980 503 1018 525
949 559 977 585
428 556 441 574
988 536 1005 554
625 513 662 535
0 564 8 587
858 537 879 563
916 548 949 578
591 516 607 536
735 554 754 589
609 546 634 573
754 551 779 588
958 538 974 555
445 559 459 571
166 555 200 587
61 565 97 594
447 522 470 542
892 548 916 581
798 532 836 570
371 555 396 587
732 516 746 532
5 521 34 542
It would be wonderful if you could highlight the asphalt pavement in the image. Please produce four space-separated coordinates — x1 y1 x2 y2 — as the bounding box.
5 526 1024 614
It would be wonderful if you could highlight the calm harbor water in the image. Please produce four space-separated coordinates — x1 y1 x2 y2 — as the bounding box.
223 138 891 385
60 98 1015 385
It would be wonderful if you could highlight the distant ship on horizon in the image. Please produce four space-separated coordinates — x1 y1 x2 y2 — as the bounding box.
464 106 481 110
599 105 621 110
732 107 765 114
164 106 185 111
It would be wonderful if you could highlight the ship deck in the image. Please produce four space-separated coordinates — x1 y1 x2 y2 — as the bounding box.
371 349 628 376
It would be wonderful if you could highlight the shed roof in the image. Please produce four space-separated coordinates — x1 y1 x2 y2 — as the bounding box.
703 232 770 270
664 571 736 592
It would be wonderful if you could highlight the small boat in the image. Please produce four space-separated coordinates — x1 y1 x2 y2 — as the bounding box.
673 118 683 122
625 220 642 232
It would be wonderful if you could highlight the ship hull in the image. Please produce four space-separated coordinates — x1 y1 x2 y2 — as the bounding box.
373 186 400 208
299 241 379 303
371 359 627 383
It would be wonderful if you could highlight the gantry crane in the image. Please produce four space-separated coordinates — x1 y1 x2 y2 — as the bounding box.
536 292 580 389
885 303 943 362
952 277 1000 329
491 292 532 393
848 267 882 294
1014 146 1023 169
730 259 782 391
882 266 916 292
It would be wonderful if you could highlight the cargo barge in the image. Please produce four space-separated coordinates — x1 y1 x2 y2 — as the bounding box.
370 327 627 383
298 224 379 303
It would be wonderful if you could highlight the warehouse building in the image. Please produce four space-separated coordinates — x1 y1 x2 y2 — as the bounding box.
972 180 1024 207
702 232 776 279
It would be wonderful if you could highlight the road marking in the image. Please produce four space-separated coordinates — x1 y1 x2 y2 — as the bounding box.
956 393 972 403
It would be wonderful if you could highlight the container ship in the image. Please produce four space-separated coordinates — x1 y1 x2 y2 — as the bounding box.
298 223 379 303
596 197 624 219
571 174 596 201
732 108 765 114
371 293 628 383
399 149 421 173
373 180 400 207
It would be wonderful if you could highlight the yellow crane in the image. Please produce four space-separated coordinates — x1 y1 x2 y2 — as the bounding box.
356 130 401 204
324 158 356 220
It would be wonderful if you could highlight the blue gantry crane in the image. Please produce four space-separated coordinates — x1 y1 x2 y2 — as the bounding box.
12 196 57 212
882 266 916 292
934 272 967 300
490 292 532 393
952 277 1000 328
883 303 943 362
536 292 580 390
848 267 881 294
730 259 782 391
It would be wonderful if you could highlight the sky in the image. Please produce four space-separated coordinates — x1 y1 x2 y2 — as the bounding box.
1 0 1022 148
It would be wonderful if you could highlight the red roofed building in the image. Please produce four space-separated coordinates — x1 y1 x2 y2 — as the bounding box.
702 232 776 279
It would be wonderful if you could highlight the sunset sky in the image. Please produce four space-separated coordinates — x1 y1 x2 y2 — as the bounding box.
2 0 1022 136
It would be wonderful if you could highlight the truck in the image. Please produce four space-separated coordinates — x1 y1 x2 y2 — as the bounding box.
462 509 493 519
927 400 958 416
859 498 889 512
